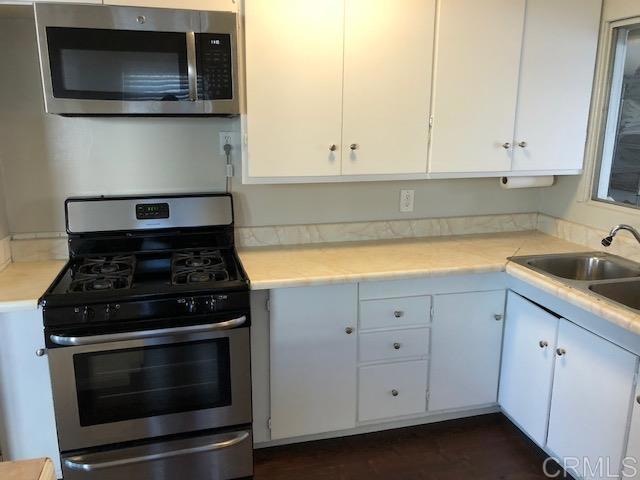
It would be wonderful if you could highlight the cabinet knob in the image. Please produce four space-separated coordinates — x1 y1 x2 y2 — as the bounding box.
518 141 528 148
350 144 359 151
393 342 401 350
391 389 399 397
393 310 404 318
502 142 512 150
556 348 566 357
539 340 549 349
329 144 337 152
345 327 354 335
136 15 146 24
494 314 503 321
35 348 46 357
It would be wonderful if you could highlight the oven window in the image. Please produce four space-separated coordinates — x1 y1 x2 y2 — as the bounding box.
73 339 231 426
45 27 190 101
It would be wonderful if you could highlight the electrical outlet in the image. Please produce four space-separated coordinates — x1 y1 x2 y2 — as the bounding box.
400 190 415 213
219 132 238 155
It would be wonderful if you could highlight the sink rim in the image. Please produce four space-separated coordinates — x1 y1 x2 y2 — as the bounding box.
509 251 640 313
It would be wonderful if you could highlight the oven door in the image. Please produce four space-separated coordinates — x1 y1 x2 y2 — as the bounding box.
47 318 251 451
34 3 204 115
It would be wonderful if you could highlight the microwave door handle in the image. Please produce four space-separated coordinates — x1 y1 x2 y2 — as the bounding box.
64 431 250 472
186 31 198 101
49 315 247 346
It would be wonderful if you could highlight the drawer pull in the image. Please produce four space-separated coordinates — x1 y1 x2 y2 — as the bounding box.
393 311 404 318
556 348 566 357
494 314 503 321
539 340 548 349
391 389 399 397
345 327 354 335
393 342 401 350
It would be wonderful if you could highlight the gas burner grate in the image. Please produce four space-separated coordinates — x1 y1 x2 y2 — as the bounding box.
69 255 135 292
172 250 229 285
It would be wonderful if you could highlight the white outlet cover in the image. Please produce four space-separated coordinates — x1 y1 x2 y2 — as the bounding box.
400 190 415 213
219 132 238 155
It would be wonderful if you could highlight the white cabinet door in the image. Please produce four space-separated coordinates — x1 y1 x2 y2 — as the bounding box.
624 382 640 480
499 292 558 447
547 319 637 480
512 0 601 172
0 310 61 478
429 0 525 174
244 0 344 179
103 0 236 10
429 290 505 411
341 0 435 175
269 284 358 440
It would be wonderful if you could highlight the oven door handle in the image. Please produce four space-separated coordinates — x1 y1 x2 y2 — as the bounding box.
63 431 250 472
49 315 247 346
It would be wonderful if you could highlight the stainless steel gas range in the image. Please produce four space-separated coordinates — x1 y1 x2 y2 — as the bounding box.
40 193 253 480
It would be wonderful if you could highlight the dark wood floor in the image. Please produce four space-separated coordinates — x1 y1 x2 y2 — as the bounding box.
254 414 562 480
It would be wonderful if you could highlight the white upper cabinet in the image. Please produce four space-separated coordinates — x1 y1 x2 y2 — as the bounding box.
103 0 237 10
512 0 601 172
429 0 526 174
341 0 435 175
244 0 345 179
499 292 558 447
547 319 637 480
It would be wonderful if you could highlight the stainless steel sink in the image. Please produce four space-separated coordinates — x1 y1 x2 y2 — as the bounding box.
589 281 640 311
510 252 640 313
525 255 640 281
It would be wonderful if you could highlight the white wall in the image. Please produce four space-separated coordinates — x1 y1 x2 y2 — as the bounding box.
0 12 541 234
539 0 640 231
0 167 8 239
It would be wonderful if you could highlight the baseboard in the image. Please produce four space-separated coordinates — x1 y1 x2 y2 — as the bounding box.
254 405 499 449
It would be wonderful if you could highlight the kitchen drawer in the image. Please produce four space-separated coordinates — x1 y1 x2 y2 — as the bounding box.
358 360 428 422
359 296 431 330
359 328 429 363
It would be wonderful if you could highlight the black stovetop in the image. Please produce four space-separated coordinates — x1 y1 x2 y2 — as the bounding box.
43 246 248 308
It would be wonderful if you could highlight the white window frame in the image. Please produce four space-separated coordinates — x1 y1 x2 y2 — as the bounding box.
590 17 640 210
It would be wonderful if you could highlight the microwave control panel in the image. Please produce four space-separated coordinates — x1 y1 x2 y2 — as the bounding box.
197 33 233 100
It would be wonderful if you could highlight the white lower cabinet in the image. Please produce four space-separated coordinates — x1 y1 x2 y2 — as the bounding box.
499 292 559 447
269 284 358 440
358 360 428 422
624 381 640 479
547 319 637 480
429 290 506 411
0 309 61 478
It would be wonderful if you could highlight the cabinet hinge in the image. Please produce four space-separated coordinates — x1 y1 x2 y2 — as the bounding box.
225 164 234 178
429 303 434 322
266 297 270 313
429 116 433 128
267 417 272 430
426 390 430 402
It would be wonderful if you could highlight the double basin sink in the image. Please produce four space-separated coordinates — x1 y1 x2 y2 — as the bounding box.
510 252 640 311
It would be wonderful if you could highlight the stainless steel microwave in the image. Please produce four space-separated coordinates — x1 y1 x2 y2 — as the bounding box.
34 3 239 116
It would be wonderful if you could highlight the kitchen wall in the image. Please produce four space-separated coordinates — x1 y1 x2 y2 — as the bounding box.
0 10 542 235
0 167 8 239
538 0 640 233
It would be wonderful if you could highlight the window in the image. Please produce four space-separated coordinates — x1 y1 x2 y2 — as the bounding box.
596 24 640 208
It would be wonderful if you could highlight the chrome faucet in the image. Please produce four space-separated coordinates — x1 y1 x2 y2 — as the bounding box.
602 224 640 247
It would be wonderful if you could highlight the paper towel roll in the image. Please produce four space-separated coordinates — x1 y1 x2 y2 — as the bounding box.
500 176 555 189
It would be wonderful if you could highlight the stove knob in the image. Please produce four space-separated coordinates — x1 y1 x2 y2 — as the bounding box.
105 304 120 319
74 306 94 322
186 297 197 314
205 296 217 313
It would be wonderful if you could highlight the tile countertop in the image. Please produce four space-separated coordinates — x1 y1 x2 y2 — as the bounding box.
0 261 66 313
238 231 584 290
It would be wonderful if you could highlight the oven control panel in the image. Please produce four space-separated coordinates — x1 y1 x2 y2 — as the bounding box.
197 33 233 100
